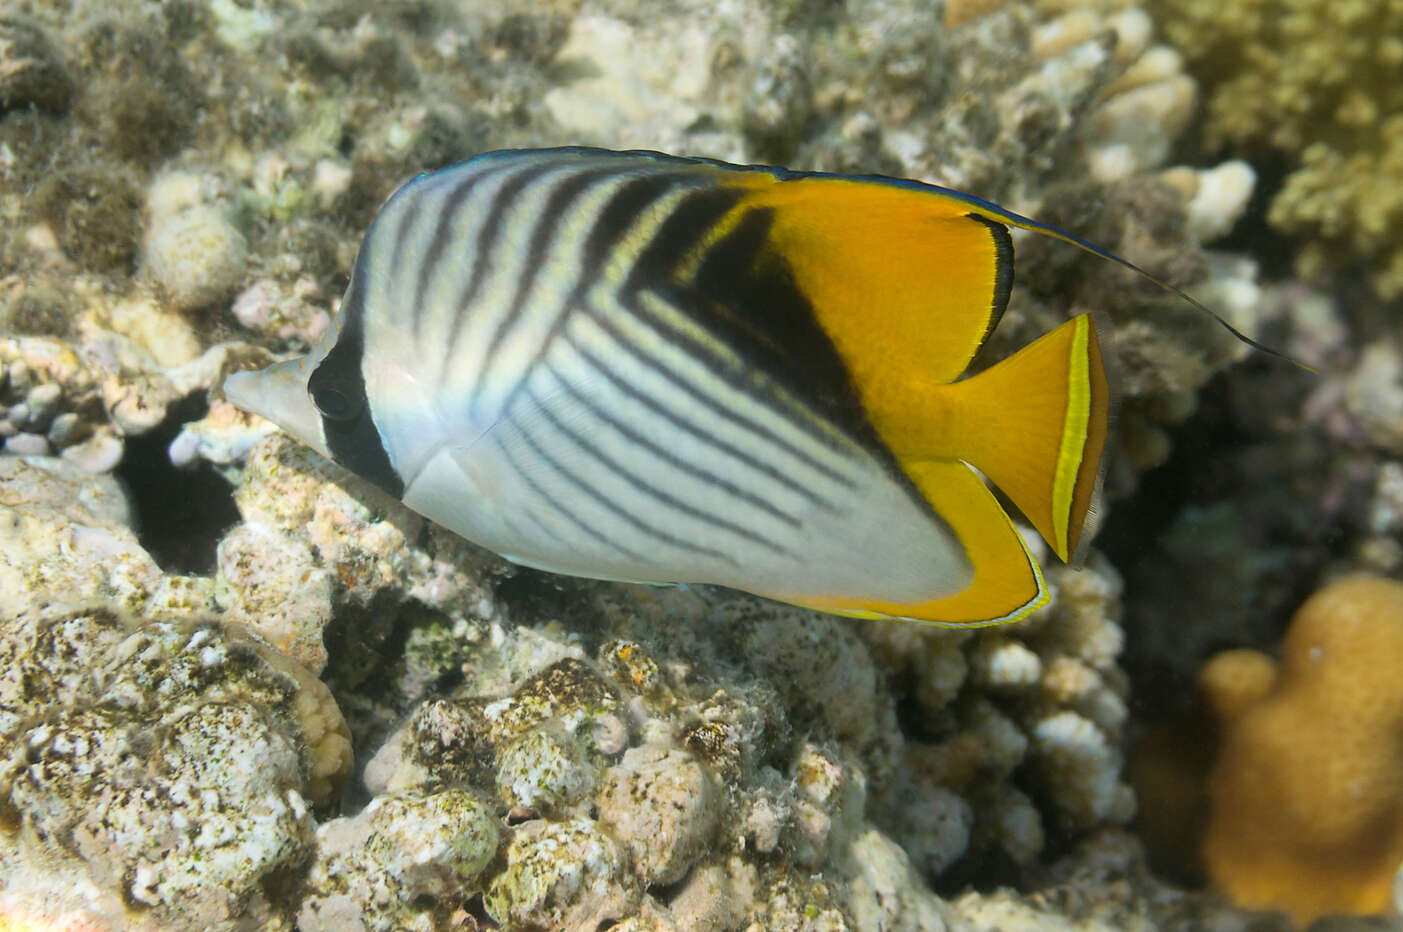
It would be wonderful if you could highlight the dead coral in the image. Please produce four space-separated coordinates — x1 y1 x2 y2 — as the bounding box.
298 791 499 932
1 605 350 929
32 162 144 276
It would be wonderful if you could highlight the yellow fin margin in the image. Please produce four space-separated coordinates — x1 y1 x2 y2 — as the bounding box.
1050 315 1096 560
1066 313 1109 560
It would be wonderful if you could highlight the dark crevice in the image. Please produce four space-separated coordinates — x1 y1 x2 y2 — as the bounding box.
492 566 587 621
491 567 613 648
463 893 497 928
929 845 1025 897
1202 149 1297 281
324 599 466 815
116 392 240 575
1102 363 1332 720
646 870 693 906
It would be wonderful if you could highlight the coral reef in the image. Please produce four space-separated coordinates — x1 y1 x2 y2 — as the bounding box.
142 203 248 312
0 602 349 929
361 603 997 929
0 452 161 619
0 428 1148 928
0 0 1372 928
1152 0 1403 298
298 791 499 932
0 18 74 115
218 431 498 677
1110 271 1396 704
1131 574 1403 926
0 338 117 468
946 829 1294 930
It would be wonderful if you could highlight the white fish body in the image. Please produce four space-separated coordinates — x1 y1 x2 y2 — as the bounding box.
227 147 1118 625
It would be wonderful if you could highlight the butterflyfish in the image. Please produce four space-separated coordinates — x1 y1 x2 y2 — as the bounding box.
226 147 1210 626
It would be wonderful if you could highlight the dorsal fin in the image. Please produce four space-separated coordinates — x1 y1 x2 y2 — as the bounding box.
730 174 1016 390
894 178 1316 375
709 174 1110 564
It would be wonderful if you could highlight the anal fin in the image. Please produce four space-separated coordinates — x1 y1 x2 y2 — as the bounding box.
787 461 1047 626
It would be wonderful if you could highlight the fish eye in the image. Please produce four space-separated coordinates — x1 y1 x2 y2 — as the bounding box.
311 383 359 421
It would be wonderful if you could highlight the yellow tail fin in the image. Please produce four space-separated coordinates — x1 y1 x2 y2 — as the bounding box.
925 314 1110 562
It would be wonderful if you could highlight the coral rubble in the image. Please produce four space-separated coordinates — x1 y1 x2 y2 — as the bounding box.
0 603 349 929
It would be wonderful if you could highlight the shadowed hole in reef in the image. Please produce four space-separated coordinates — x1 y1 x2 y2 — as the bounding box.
647 870 692 906
929 843 1025 897
323 598 468 814
1203 149 1297 281
492 566 589 618
116 393 240 575
463 894 497 928
1100 364 1326 716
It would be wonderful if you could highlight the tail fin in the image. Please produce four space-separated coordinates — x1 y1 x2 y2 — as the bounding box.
929 314 1110 563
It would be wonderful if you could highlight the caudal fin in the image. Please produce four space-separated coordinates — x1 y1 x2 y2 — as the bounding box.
930 313 1110 563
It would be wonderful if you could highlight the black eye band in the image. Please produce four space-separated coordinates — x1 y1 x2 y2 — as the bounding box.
310 380 360 420
308 352 365 422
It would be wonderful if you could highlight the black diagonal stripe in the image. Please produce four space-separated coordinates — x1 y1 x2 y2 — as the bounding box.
409 162 515 338
492 429 646 563
516 506 561 543
469 165 622 408
579 172 699 286
623 185 748 294
691 206 860 427
688 197 966 543
440 159 564 372
386 190 420 295
679 204 961 535
491 171 696 427
517 383 741 567
580 303 856 490
564 331 838 512
621 206 857 455
964 213 1014 346
545 356 800 528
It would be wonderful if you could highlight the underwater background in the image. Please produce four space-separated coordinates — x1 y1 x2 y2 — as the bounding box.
0 0 1400 928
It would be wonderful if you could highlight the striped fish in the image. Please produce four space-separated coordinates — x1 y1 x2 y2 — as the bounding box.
226 147 1114 626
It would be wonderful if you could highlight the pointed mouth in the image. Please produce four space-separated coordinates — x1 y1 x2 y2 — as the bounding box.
224 356 332 460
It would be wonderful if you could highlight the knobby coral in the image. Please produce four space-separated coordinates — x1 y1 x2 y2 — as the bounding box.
1202 574 1403 924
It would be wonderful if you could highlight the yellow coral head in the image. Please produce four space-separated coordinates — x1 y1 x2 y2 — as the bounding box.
1202 574 1403 925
